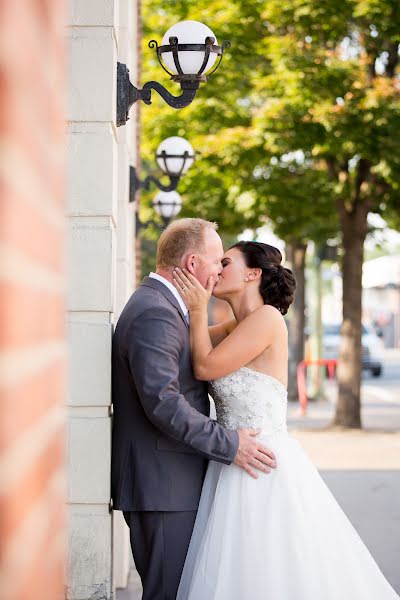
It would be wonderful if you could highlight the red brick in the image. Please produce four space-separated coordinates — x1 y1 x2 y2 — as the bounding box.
0 429 64 538
0 359 65 452
0 0 66 597
0 284 65 348
16 515 65 600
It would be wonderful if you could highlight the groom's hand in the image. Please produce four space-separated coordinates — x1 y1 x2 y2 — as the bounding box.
234 428 277 479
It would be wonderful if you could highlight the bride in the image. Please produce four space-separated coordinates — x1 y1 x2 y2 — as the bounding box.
172 240 399 600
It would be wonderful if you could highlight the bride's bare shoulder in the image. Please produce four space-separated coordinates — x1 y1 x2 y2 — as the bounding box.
250 305 287 337
253 304 286 323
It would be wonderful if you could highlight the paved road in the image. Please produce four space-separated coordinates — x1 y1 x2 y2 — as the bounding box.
117 350 400 598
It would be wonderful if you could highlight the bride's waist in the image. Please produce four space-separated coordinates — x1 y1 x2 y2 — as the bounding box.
219 419 288 437
256 426 288 439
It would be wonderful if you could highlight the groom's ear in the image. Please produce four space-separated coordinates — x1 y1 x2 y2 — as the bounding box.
185 254 196 275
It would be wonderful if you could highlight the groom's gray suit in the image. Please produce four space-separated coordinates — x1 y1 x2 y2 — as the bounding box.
111 276 239 599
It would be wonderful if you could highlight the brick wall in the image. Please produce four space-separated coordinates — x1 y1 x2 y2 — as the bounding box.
0 2 66 600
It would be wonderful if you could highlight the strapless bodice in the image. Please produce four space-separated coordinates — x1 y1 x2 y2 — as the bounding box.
209 366 288 436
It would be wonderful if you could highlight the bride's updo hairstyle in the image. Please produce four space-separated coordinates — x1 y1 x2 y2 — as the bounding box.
230 241 296 315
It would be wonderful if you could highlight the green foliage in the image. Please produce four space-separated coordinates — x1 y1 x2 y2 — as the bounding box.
141 0 400 246
141 0 263 236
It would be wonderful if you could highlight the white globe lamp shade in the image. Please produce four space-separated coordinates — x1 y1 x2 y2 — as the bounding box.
162 21 218 75
156 136 195 175
153 191 183 220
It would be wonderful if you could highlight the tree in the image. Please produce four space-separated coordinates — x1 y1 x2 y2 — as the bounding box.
141 0 400 427
141 0 338 245
253 0 400 427
140 0 266 233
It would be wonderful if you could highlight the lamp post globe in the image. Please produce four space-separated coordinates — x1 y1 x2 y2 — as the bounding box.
161 20 219 75
156 136 195 176
153 190 183 226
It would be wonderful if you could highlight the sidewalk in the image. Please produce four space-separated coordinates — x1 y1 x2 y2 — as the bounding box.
117 379 400 598
116 568 141 600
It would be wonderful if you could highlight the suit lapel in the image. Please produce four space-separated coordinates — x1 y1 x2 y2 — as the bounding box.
141 276 189 329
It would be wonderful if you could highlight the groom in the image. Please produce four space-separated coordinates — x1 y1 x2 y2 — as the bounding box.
111 218 276 599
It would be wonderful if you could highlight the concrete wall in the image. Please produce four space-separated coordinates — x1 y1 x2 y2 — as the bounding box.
66 1 137 598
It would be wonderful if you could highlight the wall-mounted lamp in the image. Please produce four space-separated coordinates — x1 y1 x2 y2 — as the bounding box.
136 190 183 234
153 190 183 226
130 136 194 201
117 20 231 126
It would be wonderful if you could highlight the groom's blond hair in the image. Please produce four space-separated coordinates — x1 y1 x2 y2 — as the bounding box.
156 218 218 269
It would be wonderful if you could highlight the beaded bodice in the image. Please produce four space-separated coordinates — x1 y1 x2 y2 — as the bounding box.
209 367 288 436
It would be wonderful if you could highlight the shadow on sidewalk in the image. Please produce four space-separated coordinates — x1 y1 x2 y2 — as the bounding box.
116 567 142 600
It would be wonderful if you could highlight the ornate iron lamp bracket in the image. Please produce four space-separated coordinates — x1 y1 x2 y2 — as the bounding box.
129 166 180 202
129 149 192 200
116 38 231 126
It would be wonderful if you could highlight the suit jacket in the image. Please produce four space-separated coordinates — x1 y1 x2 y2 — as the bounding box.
111 276 239 511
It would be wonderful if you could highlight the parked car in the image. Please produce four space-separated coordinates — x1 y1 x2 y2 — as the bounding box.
323 323 383 377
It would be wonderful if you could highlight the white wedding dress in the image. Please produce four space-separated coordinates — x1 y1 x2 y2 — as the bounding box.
177 366 399 600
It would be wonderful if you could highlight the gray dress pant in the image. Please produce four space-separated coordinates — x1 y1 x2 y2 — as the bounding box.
123 510 197 600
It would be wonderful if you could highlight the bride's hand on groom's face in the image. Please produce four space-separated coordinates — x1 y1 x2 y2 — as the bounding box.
173 268 214 311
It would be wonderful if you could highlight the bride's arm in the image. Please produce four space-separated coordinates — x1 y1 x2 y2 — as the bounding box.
173 268 282 380
209 319 237 347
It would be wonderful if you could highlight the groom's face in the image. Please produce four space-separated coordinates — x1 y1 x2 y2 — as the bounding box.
187 228 224 288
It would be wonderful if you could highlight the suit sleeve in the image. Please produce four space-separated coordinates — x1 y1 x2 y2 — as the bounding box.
125 305 239 465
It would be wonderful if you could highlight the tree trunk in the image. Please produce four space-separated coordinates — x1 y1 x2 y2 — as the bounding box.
333 201 369 428
287 241 307 402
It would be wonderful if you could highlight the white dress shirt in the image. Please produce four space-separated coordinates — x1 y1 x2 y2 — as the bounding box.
149 272 190 324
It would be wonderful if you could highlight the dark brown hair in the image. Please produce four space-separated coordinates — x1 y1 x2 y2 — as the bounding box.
230 241 296 315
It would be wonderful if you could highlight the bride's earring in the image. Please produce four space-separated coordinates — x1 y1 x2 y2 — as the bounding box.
244 277 249 282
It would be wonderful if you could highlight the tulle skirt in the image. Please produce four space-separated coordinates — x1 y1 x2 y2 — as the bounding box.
177 432 399 600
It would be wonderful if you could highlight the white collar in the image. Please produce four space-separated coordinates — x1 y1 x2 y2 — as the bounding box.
149 272 189 320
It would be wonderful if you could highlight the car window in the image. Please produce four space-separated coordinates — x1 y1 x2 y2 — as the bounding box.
324 325 340 335
324 324 369 335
